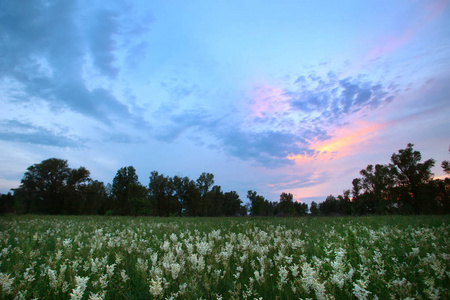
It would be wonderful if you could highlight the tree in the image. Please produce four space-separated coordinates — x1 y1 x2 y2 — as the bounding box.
112 166 140 215
309 201 319 216
84 180 109 215
277 192 294 216
359 164 397 214
337 190 351 215
247 190 274 216
442 147 450 174
196 173 214 216
293 201 308 216
65 166 91 214
148 171 176 217
0 192 14 214
222 191 245 216
390 143 435 213
247 190 264 216
173 176 188 217
129 183 151 216
319 195 339 216
175 176 200 217
351 178 362 200
206 185 224 216
14 158 91 214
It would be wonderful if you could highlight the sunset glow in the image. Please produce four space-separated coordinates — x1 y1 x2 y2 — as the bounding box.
288 122 385 163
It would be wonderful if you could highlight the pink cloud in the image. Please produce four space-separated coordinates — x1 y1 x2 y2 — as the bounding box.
247 83 289 119
287 120 386 163
367 0 449 61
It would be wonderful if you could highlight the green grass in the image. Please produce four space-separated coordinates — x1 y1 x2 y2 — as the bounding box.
0 215 449 299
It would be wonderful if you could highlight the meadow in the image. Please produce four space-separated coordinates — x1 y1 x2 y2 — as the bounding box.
0 215 448 299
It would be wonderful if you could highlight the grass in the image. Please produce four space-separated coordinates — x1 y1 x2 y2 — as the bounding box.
0 215 449 299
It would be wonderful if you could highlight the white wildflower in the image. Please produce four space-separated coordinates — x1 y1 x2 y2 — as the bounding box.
14 291 26 300
169 233 178 243
149 275 164 296
196 241 211 256
99 274 108 289
70 276 89 300
277 265 288 290
409 247 420 257
170 263 182 280
424 277 440 300
23 267 35 283
161 240 171 252
89 292 104 300
63 238 72 248
120 269 129 282
47 268 58 290
352 279 371 300
115 253 122 265
0 272 14 295
136 258 148 273
62 281 69 293
150 252 158 265
106 263 116 277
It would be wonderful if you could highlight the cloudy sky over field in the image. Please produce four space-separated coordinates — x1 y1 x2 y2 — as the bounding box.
1 0 449 203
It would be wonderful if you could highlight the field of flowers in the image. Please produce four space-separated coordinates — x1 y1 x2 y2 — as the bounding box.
0 215 448 299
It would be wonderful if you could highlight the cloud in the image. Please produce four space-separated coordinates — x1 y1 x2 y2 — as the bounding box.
151 109 216 142
0 1 149 126
150 68 398 168
103 132 145 144
151 104 313 167
367 0 450 61
0 120 81 147
286 73 395 126
287 121 386 163
218 128 310 168
160 78 200 101
86 9 119 78
267 171 331 190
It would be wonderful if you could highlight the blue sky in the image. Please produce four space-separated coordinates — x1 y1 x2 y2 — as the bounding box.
1 0 449 204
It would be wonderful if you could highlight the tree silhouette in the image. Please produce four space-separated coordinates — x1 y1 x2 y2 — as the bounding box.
277 192 294 216
112 166 140 215
441 147 450 174
13 158 93 214
390 143 435 213
309 201 319 216
196 173 214 216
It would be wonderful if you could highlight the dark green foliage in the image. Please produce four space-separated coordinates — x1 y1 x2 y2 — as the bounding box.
320 143 449 216
148 171 178 217
4 143 448 217
247 190 274 216
196 172 214 216
111 166 142 215
309 201 319 216
12 158 93 215
277 192 295 216
319 195 339 215
0 192 14 214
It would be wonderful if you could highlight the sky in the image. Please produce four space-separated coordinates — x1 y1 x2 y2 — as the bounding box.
1 0 449 205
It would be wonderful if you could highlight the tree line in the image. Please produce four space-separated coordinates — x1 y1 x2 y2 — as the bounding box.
0 143 449 216
0 159 307 216
0 161 243 216
315 144 450 216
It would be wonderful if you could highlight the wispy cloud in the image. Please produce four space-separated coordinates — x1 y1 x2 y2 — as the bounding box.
267 171 330 190
285 72 395 126
149 65 399 168
0 120 81 147
367 0 449 61
287 121 386 163
0 1 149 127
